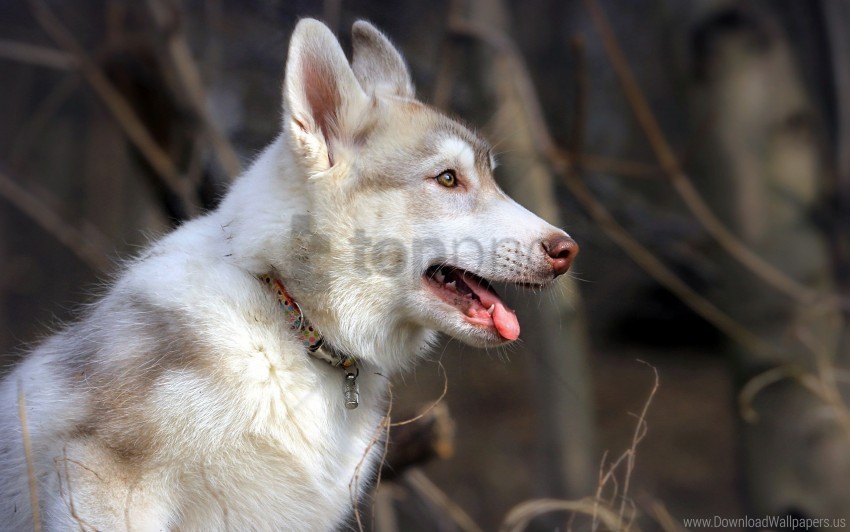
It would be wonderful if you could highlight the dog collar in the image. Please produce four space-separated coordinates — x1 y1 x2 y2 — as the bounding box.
259 273 359 409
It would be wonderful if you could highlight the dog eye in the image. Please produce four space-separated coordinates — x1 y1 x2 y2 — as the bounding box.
434 170 458 188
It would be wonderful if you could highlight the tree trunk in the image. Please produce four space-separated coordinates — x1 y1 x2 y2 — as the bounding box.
689 1 850 522
463 0 597 506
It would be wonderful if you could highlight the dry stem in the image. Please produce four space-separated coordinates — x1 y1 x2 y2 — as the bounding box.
29 0 199 217
17 380 42 532
8 73 81 164
498 361 659 532
618 360 659 527
501 498 624 532
350 385 393 532
390 361 449 428
143 0 242 180
0 39 75 70
739 331 850 439
581 0 826 308
0 169 112 271
404 469 483 532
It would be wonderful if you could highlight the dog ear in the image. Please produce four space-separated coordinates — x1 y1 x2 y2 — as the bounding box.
351 20 415 99
283 18 368 169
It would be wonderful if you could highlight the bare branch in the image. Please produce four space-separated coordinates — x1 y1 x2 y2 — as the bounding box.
9 73 81 164
28 0 199 217
578 153 662 178
581 0 825 307
447 19 557 158
404 469 483 532
0 169 112 271
557 152 773 355
500 497 625 532
739 358 850 440
390 361 449 427
17 381 42 532
144 0 242 180
350 393 392 532
0 39 75 70
569 36 588 170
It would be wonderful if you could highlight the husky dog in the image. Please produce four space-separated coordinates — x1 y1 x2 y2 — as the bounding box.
0 18 577 530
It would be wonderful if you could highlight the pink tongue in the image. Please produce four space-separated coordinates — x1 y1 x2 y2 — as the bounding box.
460 273 520 340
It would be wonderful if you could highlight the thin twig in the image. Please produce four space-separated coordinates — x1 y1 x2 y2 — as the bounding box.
29 0 199 217
557 151 773 355
404 469 483 532
144 0 241 180
581 0 823 307
17 381 42 532
432 0 465 109
572 153 662 178
500 497 625 532
370 412 393 532
739 359 850 439
390 361 448 427
448 19 557 158
795 329 850 438
569 35 587 171
592 449 611 527
590 361 657 531
738 366 801 423
350 384 393 532
0 39 75 70
618 360 659 527
797 374 850 439
594 449 628 525
0 169 112 271
8 73 81 164
440 14 660 181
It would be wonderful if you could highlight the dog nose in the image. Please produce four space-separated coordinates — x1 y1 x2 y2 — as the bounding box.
542 234 579 277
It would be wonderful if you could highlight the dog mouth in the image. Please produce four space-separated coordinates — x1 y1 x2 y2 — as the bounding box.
422 265 520 341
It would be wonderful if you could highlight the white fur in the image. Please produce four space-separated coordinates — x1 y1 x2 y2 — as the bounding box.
0 19 573 530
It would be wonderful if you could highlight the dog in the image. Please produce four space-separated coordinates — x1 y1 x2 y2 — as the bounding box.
0 18 577 530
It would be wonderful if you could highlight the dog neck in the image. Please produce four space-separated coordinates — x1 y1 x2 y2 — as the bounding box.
259 272 361 409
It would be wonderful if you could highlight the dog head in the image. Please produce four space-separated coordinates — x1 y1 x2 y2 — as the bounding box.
276 19 577 371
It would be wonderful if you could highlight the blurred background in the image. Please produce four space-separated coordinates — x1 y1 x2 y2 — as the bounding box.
1 0 849 530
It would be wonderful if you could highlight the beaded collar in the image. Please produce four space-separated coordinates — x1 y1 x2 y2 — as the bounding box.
259 273 359 408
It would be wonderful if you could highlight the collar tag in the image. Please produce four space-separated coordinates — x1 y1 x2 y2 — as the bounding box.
343 369 360 410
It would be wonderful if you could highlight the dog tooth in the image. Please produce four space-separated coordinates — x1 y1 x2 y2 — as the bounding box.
446 281 456 289
435 270 445 283
486 304 495 315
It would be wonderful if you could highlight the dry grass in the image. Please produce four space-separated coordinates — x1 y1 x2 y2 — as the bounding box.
494 361 660 532
17 380 42 532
